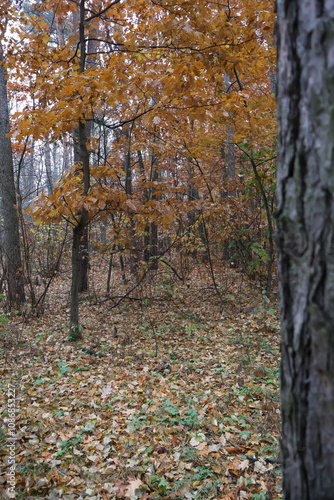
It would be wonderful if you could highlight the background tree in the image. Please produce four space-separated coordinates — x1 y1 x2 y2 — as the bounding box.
277 0 334 497
0 36 25 307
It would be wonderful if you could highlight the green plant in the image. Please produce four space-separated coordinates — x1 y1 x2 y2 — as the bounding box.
56 431 83 457
0 314 7 326
192 466 215 481
182 408 200 427
251 490 269 500
197 479 221 498
181 446 199 463
34 331 47 343
162 399 179 416
19 461 51 477
151 475 169 495
58 362 70 375
0 427 6 447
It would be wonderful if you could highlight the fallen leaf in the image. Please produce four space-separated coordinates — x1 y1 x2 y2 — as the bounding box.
125 478 144 498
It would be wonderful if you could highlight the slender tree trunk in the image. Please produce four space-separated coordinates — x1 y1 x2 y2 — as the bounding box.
73 119 90 294
22 146 36 208
223 73 236 197
250 157 274 294
238 148 275 294
73 9 98 295
54 17 70 179
138 149 151 266
187 168 207 259
138 147 159 270
221 74 237 264
70 122 90 338
52 143 59 183
69 0 90 339
148 153 159 270
124 125 139 275
70 222 84 331
44 142 53 195
0 40 25 306
277 1 334 498
62 138 70 174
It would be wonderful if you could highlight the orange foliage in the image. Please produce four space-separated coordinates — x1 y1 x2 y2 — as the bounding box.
3 0 276 270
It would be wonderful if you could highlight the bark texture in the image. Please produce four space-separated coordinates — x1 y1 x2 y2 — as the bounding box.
277 0 334 498
0 42 25 306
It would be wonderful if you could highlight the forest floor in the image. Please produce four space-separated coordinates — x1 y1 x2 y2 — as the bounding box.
1 258 281 500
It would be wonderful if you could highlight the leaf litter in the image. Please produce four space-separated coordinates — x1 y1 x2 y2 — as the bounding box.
0 262 281 499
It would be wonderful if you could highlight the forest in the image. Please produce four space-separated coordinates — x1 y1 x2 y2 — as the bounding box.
1 1 281 499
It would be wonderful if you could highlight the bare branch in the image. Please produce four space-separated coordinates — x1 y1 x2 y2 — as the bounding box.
86 0 122 22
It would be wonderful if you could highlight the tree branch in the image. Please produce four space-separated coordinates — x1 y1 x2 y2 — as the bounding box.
86 0 122 22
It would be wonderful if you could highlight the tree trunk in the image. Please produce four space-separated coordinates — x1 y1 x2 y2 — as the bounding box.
148 153 159 270
69 0 90 339
138 149 153 267
0 40 25 306
22 145 36 210
187 168 208 260
54 14 70 178
70 223 83 335
70 213 88 339
124 125 139 275
277 1 334 498
222 73 236 198
73 118 90 294
72 6 98 295
44 141 53 195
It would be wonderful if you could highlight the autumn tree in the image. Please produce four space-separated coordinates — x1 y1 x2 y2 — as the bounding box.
6 0 276 333
277 0 334 498
0 33 25 306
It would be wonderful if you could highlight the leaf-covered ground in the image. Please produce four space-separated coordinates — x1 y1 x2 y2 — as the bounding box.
1 262 281 499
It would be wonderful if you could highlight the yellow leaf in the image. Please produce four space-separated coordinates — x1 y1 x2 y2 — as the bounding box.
48 208 59 217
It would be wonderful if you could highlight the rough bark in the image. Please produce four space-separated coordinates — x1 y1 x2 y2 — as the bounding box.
277 1 334 498
0 41 25 306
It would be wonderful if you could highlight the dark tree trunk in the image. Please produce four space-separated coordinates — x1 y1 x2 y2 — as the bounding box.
78 221 89 292
69 0 90 339
73 121 90 295
186 168 208 260
0 40 25 307
70 223 83 334
138 149 159 269
148 153 159 270
74 17 98 294
277 1 334 498
124 125 139 275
